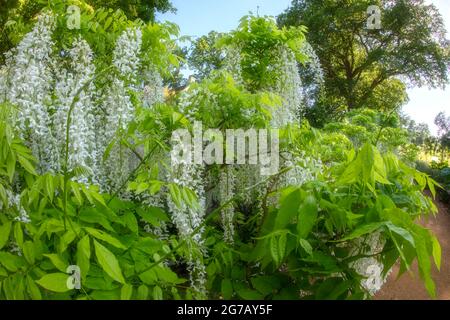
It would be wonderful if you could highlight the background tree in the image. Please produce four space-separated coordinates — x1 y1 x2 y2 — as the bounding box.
278 0 450 125
435 112 450 159
188 31 226 81
0 0 175 64
402 115 431 147
85 0 175 22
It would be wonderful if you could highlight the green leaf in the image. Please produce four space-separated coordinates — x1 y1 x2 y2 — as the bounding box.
23 241 35 265
0 252 23 272
36 273 71 293
148 180 163 195
385 222 415 248
120 283 133 300
270 233 287 267
6 152 15 182
104 17 112 29
339 222 385 242
168 184 182 208
81 185 94 203
251 276 280 296
278 233 287 262
137 206 169 227
17 155 36 175
85 227 126 249
79 209 114 232
297 195 318 239
275 189 301 229
45 174 54 201
414 233 436 298
154 266 183 284
299 238 313 256
14 222 23 249
70 181 83 205
237 288 264 300
221 279 233 299
0 184 7 206
139 269 157 285
153 285 163 300
135 182 149 195
270 235 280 267
0 222 12 250
122 211 138 234
89 189 106 207
43 254 68 273
59 230 76 253
432 236 441 271
26 275 42 300
427 176 437 199
76 235 91 280
94 240 125 284
136 285 148 300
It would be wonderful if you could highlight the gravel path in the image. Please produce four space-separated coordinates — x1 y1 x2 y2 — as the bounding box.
375 196 450 300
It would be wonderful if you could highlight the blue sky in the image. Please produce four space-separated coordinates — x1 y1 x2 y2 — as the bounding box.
157 0 450 135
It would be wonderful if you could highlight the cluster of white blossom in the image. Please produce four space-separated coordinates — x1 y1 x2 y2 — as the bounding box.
113 28 143 78
177 86 210 122
0 190 31 224
5 12 58 173
283 151 324 187
98 77 136 191
53 38 98 181
271 47 303 128
2 15 166 191
167 133 207 295
142 67 164 107
300 42 324 86
233 164 263 209
0 65 8 103
350 232 389 296
98 28 144 191
299 42 324 109
223 46 243 84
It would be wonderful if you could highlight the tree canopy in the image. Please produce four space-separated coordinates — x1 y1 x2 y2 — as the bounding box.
435 112 450 151
0 0 175 64
278 0 450 124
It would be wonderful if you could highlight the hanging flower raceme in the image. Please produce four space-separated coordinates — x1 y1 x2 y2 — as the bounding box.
271 46 304 128
113 28 143 79
142 67 164 108
5 12 58 173
168 132 207 296
53 38 98 181
99 27 143 192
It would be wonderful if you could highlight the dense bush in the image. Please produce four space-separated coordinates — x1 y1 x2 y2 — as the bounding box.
0 3 442 300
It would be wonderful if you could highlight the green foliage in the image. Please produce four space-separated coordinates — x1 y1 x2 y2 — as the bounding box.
179 71 279 129
279 0 450 124
221 15 308 92
0 101 189 300
0 0 176 65
322 109 419 163
205 140 440 299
